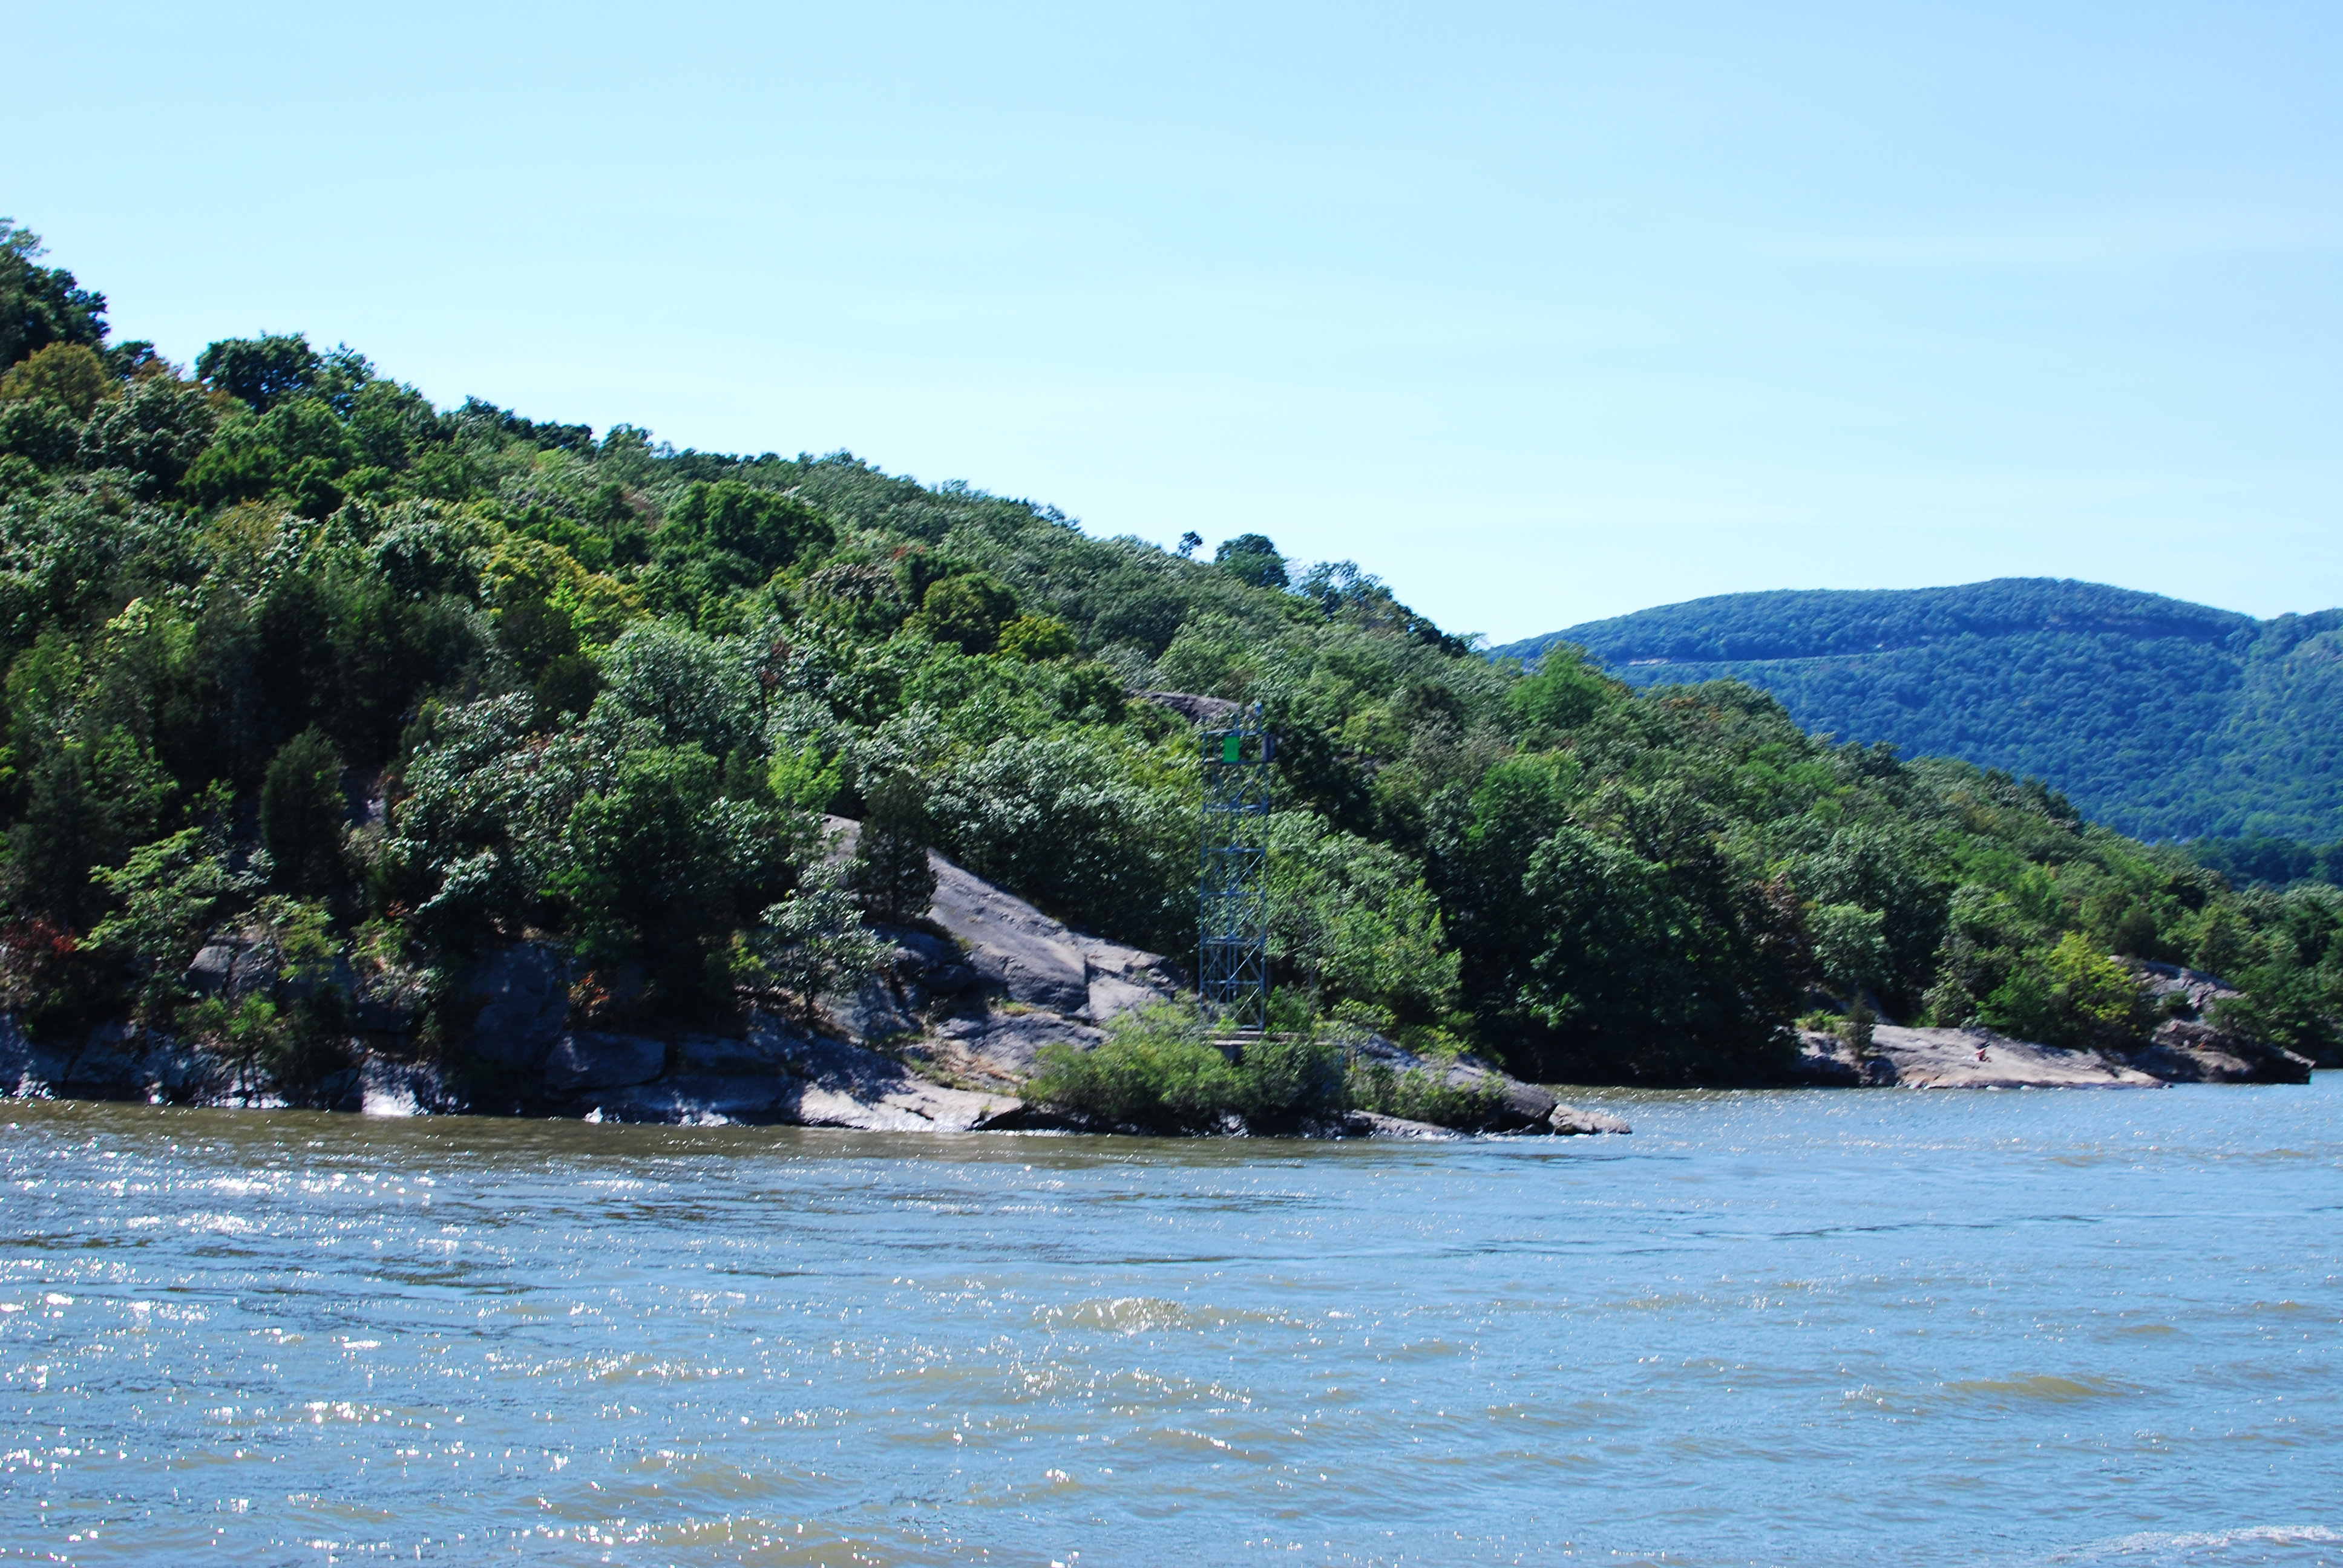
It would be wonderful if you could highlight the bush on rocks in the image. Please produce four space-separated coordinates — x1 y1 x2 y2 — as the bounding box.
1026 1001 1346 1135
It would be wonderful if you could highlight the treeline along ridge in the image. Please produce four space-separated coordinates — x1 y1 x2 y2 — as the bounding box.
2 220 2339 1100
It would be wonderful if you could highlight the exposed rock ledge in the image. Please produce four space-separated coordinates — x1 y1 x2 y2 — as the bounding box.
1789 1021 2313 1089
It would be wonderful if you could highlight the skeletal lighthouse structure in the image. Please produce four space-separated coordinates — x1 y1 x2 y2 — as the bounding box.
1199 703 1273 1031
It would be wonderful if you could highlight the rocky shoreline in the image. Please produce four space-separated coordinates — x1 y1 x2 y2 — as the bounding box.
0 828 1637 1140
1789 1023 2311 1090
0 840 2313 1135
1784 959 2314 1091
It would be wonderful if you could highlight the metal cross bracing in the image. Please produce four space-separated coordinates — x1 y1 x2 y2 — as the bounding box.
1200 702 1274 1033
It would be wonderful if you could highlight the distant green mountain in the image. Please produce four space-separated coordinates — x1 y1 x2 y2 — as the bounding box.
1492 579 2343 844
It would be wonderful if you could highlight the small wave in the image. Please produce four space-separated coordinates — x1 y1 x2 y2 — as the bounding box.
1942 1373 2134 1405
1038 1296 1293 1334
2055 1523 2343 1563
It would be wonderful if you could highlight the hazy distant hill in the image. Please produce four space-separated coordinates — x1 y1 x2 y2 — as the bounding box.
1491 579 2343 843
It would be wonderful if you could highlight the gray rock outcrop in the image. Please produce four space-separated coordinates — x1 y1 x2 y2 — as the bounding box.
822 817 1185 1031
1345 1029 1565 1131
182 943 236 996
1789 1012 2312 1089
1137 691 1240 727
2131 961 2241 1016
543 1031 669 1096
2128 1019 2313 1084
1548 1103 1633 1135
453 943 572 1070
1339 1111 1461 1139
923 857 1091 1013
574 1014 1019 1132
1864 1025 2163 1088
1788 1030 1865 1086
910 1010 1107 1093
0 1013 30 1097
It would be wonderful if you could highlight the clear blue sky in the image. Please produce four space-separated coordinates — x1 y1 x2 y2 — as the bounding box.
7 2 2336 644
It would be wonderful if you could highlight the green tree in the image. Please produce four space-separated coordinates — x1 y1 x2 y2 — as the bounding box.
1214 534 1288 590
1980 930 2152 1050
660 480 831 571
87 805 250 1017
0 221 108 370
1512 801 1806 1082
922 728 1193 953
261 728 346 893
5 749 123 929
195 333 322 411
1810 903 1889 996
0 344 113 419
803 561 908 638
1504 647 1618 740
748 863 890 1025
911 572 1018 655
77 374 218 495
1266 811 1458 1027
183 397 359 509
846 771 937 924
592 619 758 756
996 613 1076 662
557 745 719 982
552 743 799 1010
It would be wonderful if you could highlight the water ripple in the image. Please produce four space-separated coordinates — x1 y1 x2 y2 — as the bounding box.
2 1080 2339 1564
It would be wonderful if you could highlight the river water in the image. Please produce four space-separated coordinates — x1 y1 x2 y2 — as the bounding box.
3 1079 2338 1567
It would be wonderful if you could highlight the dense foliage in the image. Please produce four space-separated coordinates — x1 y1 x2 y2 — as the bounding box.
1494 580 2343 844
1026 1001 1349 1135
3 221 2338 1095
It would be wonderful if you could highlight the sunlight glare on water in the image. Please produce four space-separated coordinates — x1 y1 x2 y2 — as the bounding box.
2 1080 2338 1566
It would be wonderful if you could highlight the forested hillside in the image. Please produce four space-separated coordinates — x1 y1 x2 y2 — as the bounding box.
4 220 2340 1096
1494 580 2343 848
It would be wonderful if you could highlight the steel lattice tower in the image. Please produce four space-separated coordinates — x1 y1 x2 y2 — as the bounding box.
1200 703 1274 1032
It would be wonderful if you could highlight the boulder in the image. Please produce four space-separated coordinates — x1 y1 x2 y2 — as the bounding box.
600 1073 794 1125
1481 1070 1560 1131
583 1013 1024 1132
2131 960 2241 1018
1079 938 1185 1023
666 1031 784 1076
454 944 572 1070
543 1031 669 1096
182 944 236 996
783 1074 1020 1133
883 928 960 972
226 941 278 1001
1340 1110 1461 1139
359 1056 453 1117
1548 1103 1633 1135
876 928 980 1008
352 964 430 1036
148 1035 231 1105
